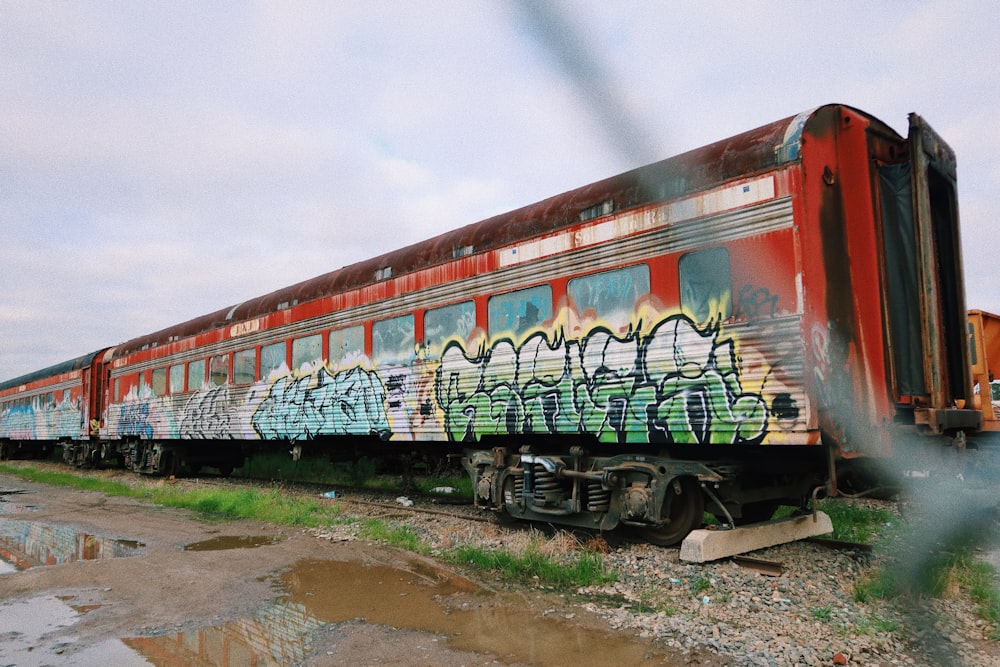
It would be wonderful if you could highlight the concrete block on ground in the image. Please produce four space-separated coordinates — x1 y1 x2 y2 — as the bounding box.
679 511 833 563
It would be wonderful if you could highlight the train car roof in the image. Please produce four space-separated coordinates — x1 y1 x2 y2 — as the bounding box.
111 103 899 358
0 349 106 392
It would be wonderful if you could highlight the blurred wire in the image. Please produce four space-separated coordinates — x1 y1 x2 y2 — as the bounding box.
513 0 662 166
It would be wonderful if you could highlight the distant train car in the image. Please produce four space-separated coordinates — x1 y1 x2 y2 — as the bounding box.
1 104 980 545
0 350 108 461
969 310 1000 433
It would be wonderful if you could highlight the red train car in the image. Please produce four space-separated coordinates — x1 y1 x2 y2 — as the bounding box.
3 104 979 545
0 350 108 461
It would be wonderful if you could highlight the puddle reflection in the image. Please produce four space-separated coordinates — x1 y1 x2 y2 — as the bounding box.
124 600 321 666
0 520 144 571
126 558 668 666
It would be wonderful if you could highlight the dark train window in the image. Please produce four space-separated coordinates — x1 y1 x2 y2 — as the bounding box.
568 264 650 331
169 365 185 394
210 354 229 386
151 368 167 397
260 341 287 379
292 334 322 371
679 247 732 323
187 359 206 392
234 349 256 385
488 285 552 337
425 301 476 352
373 314 415 364
329 326 364 366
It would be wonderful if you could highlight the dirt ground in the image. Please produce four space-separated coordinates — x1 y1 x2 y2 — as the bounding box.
0 472 717 667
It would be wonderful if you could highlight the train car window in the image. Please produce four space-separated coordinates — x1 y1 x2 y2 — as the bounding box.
114 378 121 402
169 365 185 394
425 301 476 352
568 265 650 331
151 368 167 397
187 359 206 392
329 325 364 366
488 285 553 337
292 334 322 371
679 247 732 323
234 348 256 385
373 314 415 364
210 354 230 386
260 341 287 380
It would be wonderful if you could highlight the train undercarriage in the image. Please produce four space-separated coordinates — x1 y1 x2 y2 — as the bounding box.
462 445 824 546
61 439 245 477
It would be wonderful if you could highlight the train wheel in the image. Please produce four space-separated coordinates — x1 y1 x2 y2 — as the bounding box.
640 476 705 546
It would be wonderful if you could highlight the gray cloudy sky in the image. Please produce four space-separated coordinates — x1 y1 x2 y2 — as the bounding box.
2 1 998 381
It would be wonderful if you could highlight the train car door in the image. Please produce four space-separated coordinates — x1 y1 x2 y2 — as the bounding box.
876 115 976 430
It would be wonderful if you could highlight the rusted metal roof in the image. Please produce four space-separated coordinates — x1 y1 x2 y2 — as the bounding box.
0 349 106 390
113 104 886 358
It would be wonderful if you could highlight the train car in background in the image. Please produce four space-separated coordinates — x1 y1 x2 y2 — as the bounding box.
0 104 981 545
969 310 1000 435
0 350 108 461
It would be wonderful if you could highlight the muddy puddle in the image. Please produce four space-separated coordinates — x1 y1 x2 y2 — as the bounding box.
123 557 668 666
184 534 284 551
0 519 144 571
0 594 151 666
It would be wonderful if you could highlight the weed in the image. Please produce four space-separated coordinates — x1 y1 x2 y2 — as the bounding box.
357 518 428 553
811 606 832 621
446 543 615 589
690 575 712 595
853 569 898 603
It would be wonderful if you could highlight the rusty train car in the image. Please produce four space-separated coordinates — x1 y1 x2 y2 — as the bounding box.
0 104 980 545
0 351 108 462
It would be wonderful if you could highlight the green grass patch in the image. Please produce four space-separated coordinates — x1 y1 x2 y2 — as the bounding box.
811 606 833 621
0 464 136 496
0 463 343 528
357 518 428 553
813 499 898 544
446 543 616 589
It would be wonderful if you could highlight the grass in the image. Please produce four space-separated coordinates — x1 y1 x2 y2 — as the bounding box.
357 518 428 554
446 541 616 589
0 463 343 527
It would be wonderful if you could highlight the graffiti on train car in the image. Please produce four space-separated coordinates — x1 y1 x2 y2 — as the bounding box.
437 313 770 445
1 396 84 440
109 311 788 447
251 366 390 440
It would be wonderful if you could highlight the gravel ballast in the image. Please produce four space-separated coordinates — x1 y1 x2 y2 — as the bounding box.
312 493 1000 667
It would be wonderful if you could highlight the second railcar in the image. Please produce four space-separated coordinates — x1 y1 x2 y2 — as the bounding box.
84 104 975 544
0 350 108 461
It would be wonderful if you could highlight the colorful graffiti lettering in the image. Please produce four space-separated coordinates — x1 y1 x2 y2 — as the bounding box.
436 314 769 445
179 386 234 439
104 311 780 448
251 366 390 441
1 395 85 440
